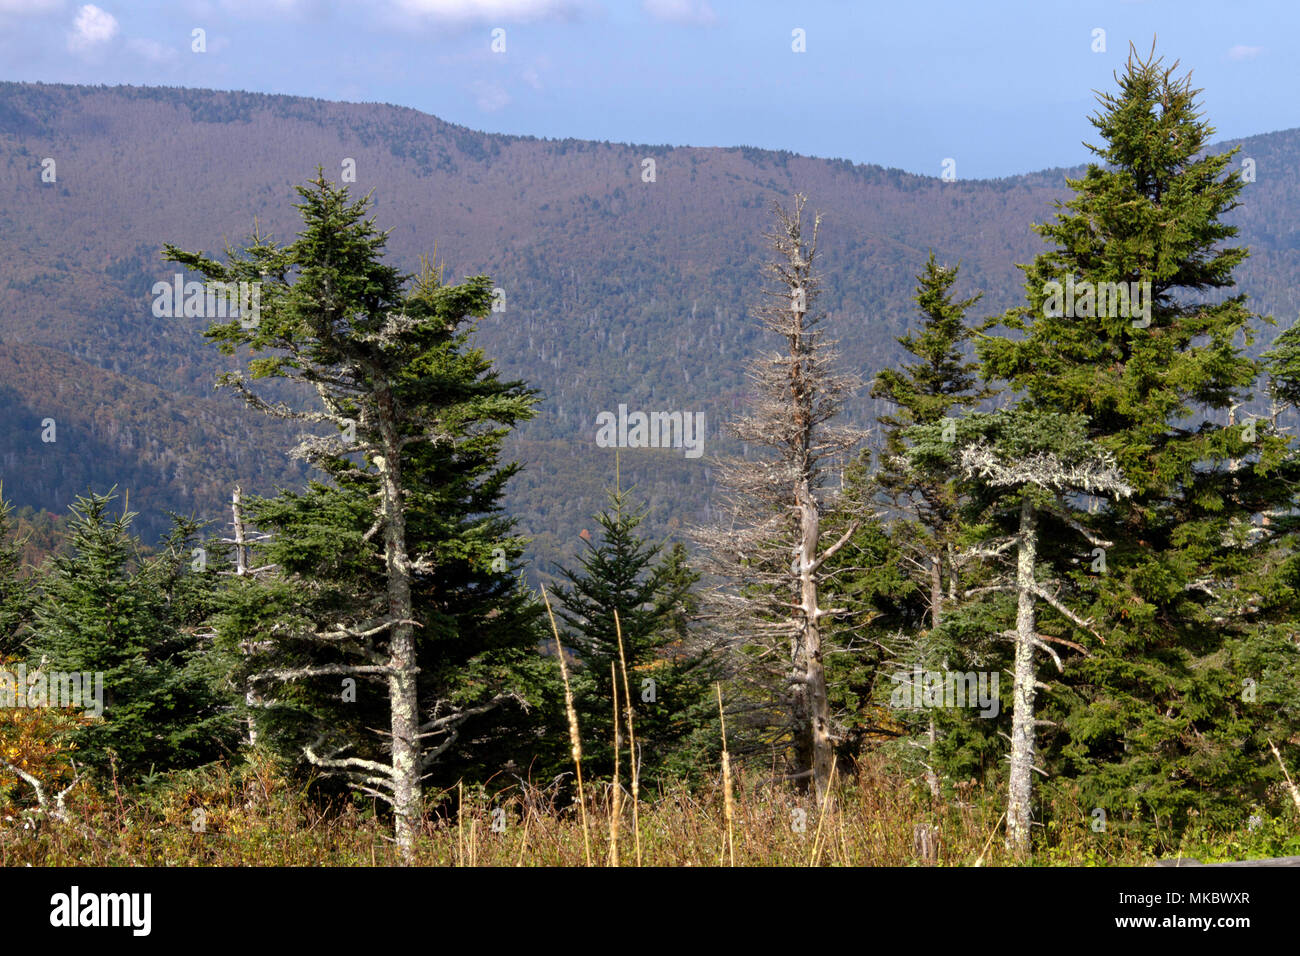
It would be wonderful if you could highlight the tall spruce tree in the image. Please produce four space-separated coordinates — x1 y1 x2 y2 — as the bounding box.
851 253 995 793
979 45 1300 839
869 252 994 625
168 173 553 858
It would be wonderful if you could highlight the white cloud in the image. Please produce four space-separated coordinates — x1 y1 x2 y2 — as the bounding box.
1227 44 1263 61
0 0 62 13
67 4 118 52
218 0 318 18
127 37 180 64
643 0 716 26
473 80 510 111
392 0 583 23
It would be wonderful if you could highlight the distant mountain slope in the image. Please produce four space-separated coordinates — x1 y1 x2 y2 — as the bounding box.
2 81 1298 571
0 344 303 542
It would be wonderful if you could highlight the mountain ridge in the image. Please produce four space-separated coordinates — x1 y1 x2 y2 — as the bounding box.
3 79 1298 570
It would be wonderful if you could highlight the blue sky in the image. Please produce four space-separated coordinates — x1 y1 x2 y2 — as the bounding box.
0 0 1294 178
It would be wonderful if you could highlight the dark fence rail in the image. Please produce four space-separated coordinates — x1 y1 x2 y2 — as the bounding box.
1155 856 1300 867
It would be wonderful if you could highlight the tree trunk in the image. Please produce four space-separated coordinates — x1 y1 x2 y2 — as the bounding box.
925 554 942 799
377 389 421 863
796 478 834 800
232 485 249 576
790 648 812 792
232 485 259 747
1006 495 1038 858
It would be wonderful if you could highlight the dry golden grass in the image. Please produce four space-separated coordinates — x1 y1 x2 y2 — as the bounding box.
5 698 1295 867
540 584 591 865
1 747 1182 867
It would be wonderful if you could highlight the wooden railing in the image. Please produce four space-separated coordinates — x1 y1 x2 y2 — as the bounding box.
1155 856 1300 867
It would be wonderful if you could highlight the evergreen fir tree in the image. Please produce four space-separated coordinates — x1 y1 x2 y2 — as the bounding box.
555 483 717 784
29 492 236 781
908 407 1133 855
169 173 559 854
979 45 1300 838
823 253 994 782
872 252 995 504
0 490 33 657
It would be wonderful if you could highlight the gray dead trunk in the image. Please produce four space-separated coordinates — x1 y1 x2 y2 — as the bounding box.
797 478 835 800
1006 495 1038 857
376 386 421 862
228 484 277 748
232 486 257 746
925 554 943 799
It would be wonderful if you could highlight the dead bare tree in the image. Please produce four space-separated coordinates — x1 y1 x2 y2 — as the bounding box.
694 195 862 800
220 485 276 747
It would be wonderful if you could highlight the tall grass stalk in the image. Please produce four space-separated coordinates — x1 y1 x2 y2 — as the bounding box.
609 662 621 867
541 584 592 866
808 758 838 866
614 609 641 866
1269 738 1300 813
718 683 735 866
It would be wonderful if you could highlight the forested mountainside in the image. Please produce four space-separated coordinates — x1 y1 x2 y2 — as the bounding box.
3 81 1300 568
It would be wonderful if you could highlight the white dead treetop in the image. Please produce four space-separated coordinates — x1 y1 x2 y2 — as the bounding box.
959 443 1134 498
